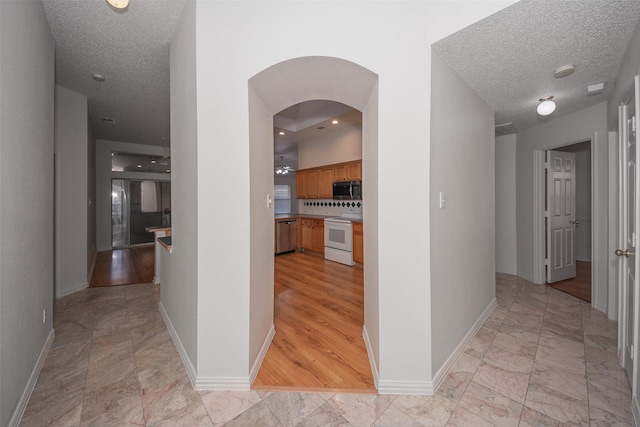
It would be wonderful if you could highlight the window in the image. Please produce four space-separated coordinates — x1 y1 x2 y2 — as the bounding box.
274 185 291 214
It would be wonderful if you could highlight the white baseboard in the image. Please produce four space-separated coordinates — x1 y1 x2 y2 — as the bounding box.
377 379 434 395
431 298 497 393
249 325 275 385
362 325 379 390
57 282 88 298
633 395 640 427
193 376 251 391
159 303 197 387
9 329 55 427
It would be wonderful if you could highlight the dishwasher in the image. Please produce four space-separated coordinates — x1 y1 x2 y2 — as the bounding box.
275 219 298 254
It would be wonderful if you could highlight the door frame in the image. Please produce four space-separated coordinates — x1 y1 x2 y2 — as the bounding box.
533 138 597 303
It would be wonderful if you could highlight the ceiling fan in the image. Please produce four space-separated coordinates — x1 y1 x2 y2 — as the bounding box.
275 156 295 175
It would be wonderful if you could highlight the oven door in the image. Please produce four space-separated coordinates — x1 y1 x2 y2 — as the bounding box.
324 219 353 252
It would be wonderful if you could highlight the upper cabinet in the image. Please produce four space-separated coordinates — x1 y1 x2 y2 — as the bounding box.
334 161 361 181
296 160 361 199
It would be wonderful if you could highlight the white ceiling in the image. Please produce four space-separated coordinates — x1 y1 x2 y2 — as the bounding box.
41 0 640 150
433 0 640 133
42 0 185 147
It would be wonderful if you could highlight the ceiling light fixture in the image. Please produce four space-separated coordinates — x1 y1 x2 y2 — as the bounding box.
275 156 293 175
554 64 575 78
151 159 157 164
137 164 142 168
331 120 339 125
92 73 106 82
278 131 285 136
106 0 129 9
537 96 556 116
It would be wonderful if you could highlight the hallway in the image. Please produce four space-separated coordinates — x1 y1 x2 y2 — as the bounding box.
20 274 631 425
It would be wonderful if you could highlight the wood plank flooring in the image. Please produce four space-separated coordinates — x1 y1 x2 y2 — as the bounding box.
89 245 154 287
253 251 375 393
547 260 591 302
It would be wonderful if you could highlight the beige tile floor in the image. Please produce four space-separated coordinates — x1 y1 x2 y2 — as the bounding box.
20 273 633 426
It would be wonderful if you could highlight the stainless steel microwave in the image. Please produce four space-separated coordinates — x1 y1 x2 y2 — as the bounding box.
333 180 362 200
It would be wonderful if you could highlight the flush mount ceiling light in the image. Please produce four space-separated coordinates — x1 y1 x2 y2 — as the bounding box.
275 156 294 175
92 73 105 82
106 0 129 9
537 96 556 116
554 64 575 78
331 120 339 125
278 131 285 136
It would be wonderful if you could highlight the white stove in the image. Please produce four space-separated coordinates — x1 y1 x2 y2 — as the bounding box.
324 215 360 266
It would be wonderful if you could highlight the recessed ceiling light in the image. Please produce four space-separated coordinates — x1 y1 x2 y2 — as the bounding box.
332 120 339 125
537 96 556 116
106 0 129 9
554 64 575 78
92 73 106 82
137 164 142 168
278 131 285 135
151 159 157 164
166 169 170 173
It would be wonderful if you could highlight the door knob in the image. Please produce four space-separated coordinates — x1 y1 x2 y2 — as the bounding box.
571 220 581 225
615 249 634 257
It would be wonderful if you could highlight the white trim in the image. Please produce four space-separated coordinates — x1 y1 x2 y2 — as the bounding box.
633 395 640 427
377 379 434 395
159 303 196 387
249 325 275 385
533 150 546 284
362 325 379 390
56 282 88 298
9 329 55 427
193 376 251 391
431 298 497 393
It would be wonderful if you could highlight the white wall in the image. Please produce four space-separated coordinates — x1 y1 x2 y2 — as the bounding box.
163 0 199 377
608 20 640 130
0 2 54 425
166 0 514 392
430 52 496 374
95 139 170 251
298 125 362 169
55 85 89 297
495 134 517 274
516 102 608 312
87 119 96 279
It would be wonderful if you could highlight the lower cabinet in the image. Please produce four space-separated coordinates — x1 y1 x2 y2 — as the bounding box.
353 222 363 264
299 218 324 253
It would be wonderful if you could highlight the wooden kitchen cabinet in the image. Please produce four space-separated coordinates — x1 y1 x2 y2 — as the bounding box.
334 160 362 181
305 170 319 199
296 171 306 199
319 167 334 199
299 217 324 253
353 222 363 264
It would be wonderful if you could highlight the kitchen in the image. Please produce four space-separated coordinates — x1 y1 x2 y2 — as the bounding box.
255 100 373 391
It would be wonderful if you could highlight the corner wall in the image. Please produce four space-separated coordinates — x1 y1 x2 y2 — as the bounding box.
55 85 89 297
495 134 517 274
430 52 496 374
0 2 55 425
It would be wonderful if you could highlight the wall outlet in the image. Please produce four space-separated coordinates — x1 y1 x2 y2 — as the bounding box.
42 308 46 324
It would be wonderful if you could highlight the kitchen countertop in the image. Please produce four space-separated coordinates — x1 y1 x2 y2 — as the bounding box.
158 236 172 251
274 213 362 222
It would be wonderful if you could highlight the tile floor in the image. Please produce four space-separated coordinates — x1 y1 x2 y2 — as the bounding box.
20 273 633 426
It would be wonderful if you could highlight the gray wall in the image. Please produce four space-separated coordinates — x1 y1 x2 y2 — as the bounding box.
495 134 517 274
608 20 640 130
87 114 96 278
430 53 496 373
516 102 608 311
0 2 54 425
54 85 89 297
164 0 198 371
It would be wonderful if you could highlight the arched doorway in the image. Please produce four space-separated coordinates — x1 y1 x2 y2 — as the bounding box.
247 57 380 386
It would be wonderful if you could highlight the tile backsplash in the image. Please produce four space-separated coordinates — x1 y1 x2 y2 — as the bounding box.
298 199 363 217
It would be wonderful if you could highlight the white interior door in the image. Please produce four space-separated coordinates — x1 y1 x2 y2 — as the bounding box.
547 150 577 283
617 76 640 393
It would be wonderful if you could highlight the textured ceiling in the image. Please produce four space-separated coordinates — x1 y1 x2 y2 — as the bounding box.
42 0 185 147
433 0 640 133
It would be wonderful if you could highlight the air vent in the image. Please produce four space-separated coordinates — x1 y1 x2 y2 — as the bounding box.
495 122 517 136
316 126 326 130
102 117 115 125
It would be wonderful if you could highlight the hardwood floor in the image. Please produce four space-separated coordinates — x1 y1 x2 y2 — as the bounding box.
253 251 375 393
89 245 155 287
547 260 591 302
